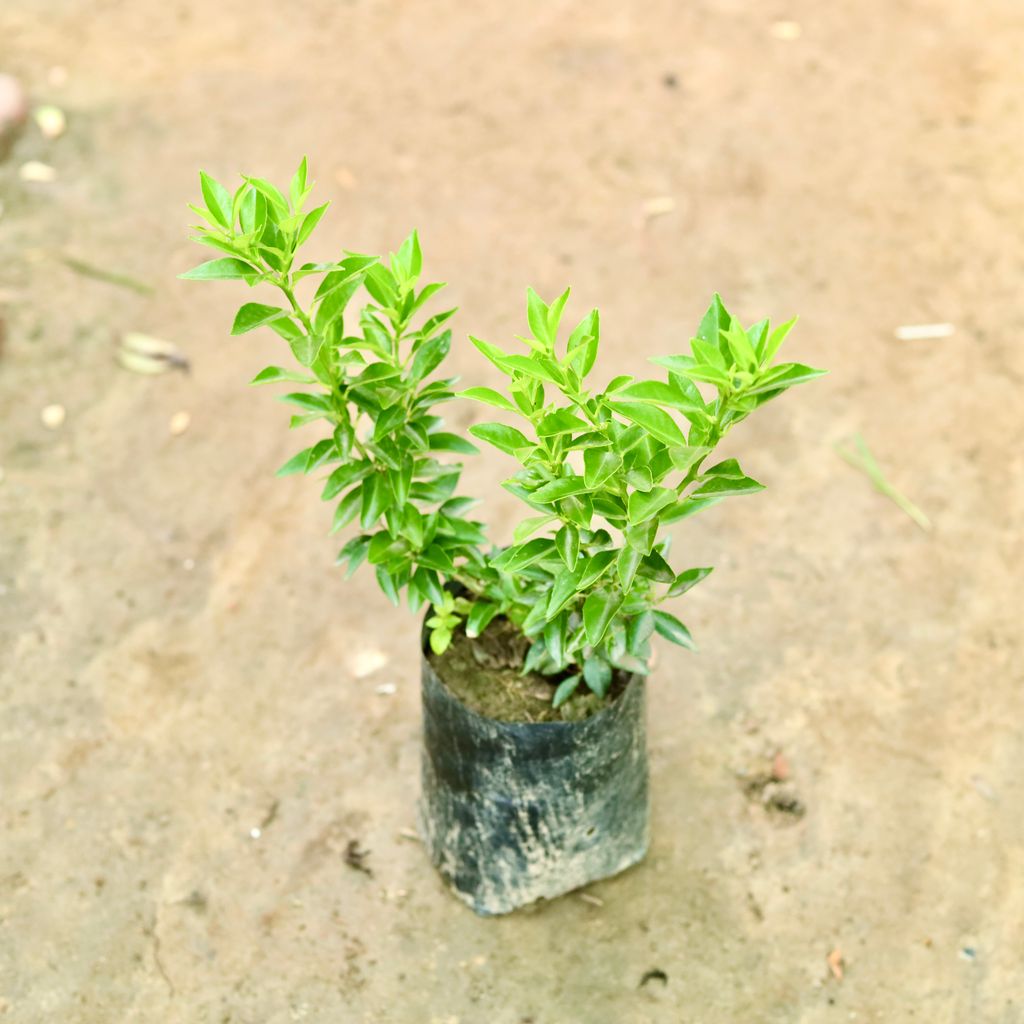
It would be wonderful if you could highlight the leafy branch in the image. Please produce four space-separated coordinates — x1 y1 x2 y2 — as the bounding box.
183 159 825 711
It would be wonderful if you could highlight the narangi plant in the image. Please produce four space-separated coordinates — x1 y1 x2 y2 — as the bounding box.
183 159 824 714
184 158 824 914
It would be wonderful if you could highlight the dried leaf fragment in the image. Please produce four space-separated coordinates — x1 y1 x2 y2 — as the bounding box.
827 947 844 981
117 332 190 375
19 161 57 183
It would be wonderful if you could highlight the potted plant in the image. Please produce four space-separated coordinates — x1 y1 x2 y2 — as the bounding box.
183 160 824 914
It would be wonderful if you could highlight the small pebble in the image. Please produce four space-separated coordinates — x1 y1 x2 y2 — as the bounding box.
169 410 191 436
19 160 57 183
34 105 66 140
349 648 388 678
641 196 676 220
250 827 261 839
182 558 196 571
959 947 976 962
770 20 802 40
40 404 66 429
334 166 358 190
375 682 397 696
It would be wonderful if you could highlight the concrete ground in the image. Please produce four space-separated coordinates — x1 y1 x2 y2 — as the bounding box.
2 1 1023 1021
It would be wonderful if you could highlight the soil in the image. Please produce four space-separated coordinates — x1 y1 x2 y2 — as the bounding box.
427 616 629 723
3 2 1024 1023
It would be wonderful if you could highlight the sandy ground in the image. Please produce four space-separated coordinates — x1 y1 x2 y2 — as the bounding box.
2 1 1024 1021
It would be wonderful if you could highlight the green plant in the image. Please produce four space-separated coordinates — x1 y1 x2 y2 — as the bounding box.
184 160 824 709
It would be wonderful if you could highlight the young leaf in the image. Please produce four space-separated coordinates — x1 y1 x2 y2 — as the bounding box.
690 474 765 499
583 449 620 489
179 258 258 281
466 601 500 639
458 387 518 413
467 422 532 456
627 486 677 524
536 409 589 437
616 545 642 589
531 476 589 503
552 674 581 709
582 657 612 697
759 316 798 364
668 567 713 597
651 610 696 649
583 589 623 646
250 366 316 385
526 287 551 347
199 171 233 228
606 401 686 447
555 524 579 571
231 303 288 335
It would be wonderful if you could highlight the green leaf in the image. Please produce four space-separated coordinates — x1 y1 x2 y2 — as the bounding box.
290 156 308 207
278 391 332 412
491 538 553 572
428 431 478 455
231 303 288 335
331 486 363 532
695 293 732 363
617 545 642 589
500 353 565 385
321 460 371 500
360 473 392 528
652 610 695 649
626 612 655 655
624 520 658 555
179 258 258 281
668 567 713 597
723 320 758 371
199 171 232 228
577 549 616 589
582 657 612 697
547 287 571 339
377 566 401 608
513 514 556 544
746 363 826 395
536 409 589 437
555 524 579 570
275 447 315 477
583 589 623 646
690 474 765 499
614 379 704 420
408 331 451 383
552 674 581 709
297 202 329 246
468 422 532 456
250 366 316 385
626 466 652 492
566 309 599 377
526 287 551 347
606 401 686 447
469 335 514 374
531 476 588 503
759 316 798 364
583 449 620 489
637 550 674 582
458 387 517 413
244 176 289 216
466 601 500 639
660 495 724 523
627 486 676 524
288 332 324 368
